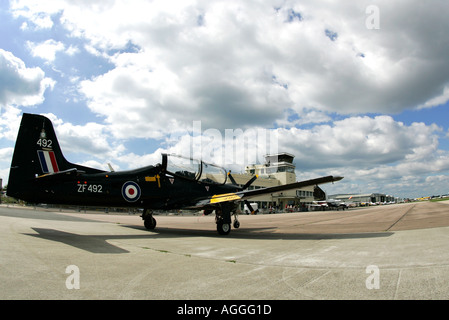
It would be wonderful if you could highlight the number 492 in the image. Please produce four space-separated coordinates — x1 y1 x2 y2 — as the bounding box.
37 138 53 148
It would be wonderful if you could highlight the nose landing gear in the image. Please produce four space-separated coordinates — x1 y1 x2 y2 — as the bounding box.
142 209 157 230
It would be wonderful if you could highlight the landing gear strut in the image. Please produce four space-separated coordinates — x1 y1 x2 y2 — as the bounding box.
142 209 157 230
215 203 239 235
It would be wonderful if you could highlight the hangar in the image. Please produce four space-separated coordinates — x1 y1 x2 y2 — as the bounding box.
329 193 398 206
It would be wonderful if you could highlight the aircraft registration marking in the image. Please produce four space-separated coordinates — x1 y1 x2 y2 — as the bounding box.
77 184 103 193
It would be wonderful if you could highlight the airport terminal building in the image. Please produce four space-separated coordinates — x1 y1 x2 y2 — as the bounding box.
230 153 319 212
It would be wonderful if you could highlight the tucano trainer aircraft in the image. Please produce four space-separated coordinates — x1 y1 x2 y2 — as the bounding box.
7 113 343 235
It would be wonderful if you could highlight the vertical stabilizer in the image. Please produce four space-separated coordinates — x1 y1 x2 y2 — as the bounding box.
7 113 78 199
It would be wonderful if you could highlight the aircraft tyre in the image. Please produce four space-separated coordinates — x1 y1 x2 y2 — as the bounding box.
233 220 240 229
217 221 231 235
144 217 157 230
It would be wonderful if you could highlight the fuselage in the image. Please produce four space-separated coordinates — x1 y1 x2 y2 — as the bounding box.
14 163 240 210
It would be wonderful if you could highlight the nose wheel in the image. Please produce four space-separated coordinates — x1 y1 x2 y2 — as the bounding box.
142 209 157 230
144 216 157 230
233 210 240 229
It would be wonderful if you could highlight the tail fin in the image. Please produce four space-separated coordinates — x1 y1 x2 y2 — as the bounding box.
7 113 102 200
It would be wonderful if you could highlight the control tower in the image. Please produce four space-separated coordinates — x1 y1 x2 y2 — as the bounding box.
245 152 296 185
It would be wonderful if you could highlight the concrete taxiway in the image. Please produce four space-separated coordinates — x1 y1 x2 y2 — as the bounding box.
1 201 449 299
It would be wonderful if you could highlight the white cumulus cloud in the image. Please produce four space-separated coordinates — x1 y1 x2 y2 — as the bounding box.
0 49 55 108
27 39 66 62
11 0 449 133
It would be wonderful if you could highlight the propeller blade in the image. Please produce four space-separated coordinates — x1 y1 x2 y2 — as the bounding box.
242 175 258 189
227 171 238 186
244 200 255 214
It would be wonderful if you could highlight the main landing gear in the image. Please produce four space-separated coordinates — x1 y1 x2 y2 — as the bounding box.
141 205 240 235
215 203 240 235
142 209 157 230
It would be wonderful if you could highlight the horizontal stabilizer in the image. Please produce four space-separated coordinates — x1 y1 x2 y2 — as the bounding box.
36 168 84 181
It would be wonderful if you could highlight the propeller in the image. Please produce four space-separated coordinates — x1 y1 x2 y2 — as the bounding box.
227 171 258 190
226 172 260 217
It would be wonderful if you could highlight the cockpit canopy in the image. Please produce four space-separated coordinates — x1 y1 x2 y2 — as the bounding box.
164 154 227 185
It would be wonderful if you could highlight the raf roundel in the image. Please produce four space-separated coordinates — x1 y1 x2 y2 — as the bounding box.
122 181 141 202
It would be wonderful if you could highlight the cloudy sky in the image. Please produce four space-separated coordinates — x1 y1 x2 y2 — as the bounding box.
1 0 449 198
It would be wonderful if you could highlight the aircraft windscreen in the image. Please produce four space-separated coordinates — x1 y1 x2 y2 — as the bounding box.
165 154 227 184
198 162 227 185
166 155 201 180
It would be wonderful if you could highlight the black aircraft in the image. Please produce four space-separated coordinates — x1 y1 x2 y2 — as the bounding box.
7 113 343 235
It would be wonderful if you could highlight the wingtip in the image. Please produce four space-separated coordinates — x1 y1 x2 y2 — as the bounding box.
333 176 344 182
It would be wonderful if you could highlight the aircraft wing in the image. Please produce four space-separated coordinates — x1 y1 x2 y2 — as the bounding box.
196 175 343 206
